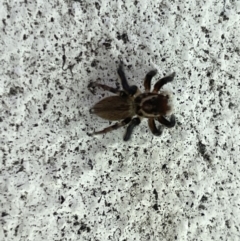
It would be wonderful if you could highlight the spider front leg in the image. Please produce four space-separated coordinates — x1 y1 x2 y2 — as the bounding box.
88 117 132 136
117 62 138 96
148 118 164 136
158 115 175 128
153 72 175 93
144 70 157 92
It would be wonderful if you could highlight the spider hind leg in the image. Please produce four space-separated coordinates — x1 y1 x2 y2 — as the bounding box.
88 82 120 95
88 117 132 136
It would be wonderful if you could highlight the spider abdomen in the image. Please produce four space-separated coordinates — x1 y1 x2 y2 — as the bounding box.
90 95 135 121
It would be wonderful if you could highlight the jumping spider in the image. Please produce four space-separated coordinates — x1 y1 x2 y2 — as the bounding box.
88 63 176 141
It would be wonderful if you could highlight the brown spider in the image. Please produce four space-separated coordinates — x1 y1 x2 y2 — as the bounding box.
88 62 176 141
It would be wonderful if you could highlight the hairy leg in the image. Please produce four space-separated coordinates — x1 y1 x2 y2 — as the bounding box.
117 63 138 96
153 72 175 93
88 117 132 136
157 115 175 128
123 117 141 141
88 82 120 95
144 70 157 92
148 118 164 136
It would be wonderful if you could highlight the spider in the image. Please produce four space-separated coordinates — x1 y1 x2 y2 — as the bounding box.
88 62 176 141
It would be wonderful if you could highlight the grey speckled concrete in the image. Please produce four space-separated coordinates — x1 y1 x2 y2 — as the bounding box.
1 1 240 240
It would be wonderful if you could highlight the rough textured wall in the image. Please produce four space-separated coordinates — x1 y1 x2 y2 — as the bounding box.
1 0 240 240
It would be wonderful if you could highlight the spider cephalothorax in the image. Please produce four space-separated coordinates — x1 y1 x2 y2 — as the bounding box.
88 63 176 141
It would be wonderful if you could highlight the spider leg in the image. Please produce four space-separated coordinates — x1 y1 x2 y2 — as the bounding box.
117 62 138 96
157 115 175 128
148 118 164 136
88 82 120 95
153 72 175 93
144 70 157 92
123 117 141 141
88 117 132 136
